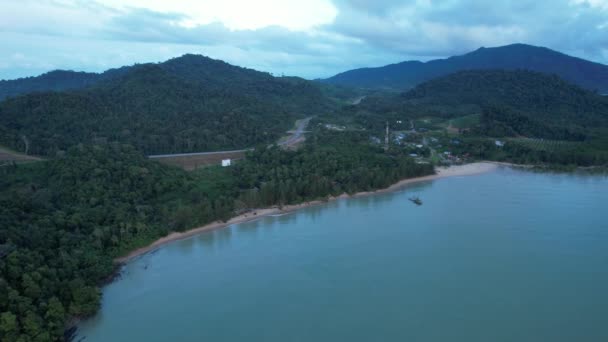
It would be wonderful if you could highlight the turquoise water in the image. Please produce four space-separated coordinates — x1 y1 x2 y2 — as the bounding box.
78 167 608 342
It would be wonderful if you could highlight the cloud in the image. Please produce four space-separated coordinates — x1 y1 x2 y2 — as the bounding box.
327 0 608 59
0 0 607 80
95 0 338 30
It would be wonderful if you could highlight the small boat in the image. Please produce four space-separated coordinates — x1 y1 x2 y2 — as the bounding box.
409 196 423 206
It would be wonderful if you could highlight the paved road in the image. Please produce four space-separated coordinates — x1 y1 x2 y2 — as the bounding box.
278 117 311 147
350 96 366 105
149 117 312 159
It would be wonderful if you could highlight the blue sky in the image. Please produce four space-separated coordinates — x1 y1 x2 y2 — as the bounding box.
1 0 607 80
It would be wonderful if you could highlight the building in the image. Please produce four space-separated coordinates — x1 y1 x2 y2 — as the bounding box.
495 140 505 147
221 159 231 167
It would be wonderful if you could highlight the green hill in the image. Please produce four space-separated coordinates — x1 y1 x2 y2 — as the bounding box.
0 55 333 156
350 70 608 139
0 67 132 100
406 70 608 138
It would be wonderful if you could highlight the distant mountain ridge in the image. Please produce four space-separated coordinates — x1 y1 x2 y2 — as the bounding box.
0 67 134 100
324 44 608 93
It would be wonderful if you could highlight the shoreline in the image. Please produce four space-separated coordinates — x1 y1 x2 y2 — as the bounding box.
115 162 498 264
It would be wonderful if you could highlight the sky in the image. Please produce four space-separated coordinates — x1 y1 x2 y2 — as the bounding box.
1 0 608 80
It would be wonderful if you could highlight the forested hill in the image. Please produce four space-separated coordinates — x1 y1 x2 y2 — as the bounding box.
159 54 329 114
0 55 333 156
403 70 608 125
0 54 330 104
324 44 608 92
354 70 608 141
0 71 99 100
0 67 132 100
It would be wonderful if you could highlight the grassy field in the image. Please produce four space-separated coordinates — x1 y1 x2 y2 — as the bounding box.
507 138 582 152
408 114 480 135
450 114 480 129
414 117 445 130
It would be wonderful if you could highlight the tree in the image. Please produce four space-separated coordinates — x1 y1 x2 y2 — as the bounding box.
0 311 19 341
45 297 66 337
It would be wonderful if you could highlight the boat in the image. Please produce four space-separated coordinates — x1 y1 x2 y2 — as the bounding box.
409 196 423 206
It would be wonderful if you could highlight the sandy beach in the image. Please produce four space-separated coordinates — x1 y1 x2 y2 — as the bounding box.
115 162 498 263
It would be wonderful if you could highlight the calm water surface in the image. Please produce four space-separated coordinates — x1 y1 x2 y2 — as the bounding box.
78 167 608 341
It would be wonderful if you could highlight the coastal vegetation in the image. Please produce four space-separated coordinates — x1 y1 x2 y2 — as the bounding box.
0 130 432 341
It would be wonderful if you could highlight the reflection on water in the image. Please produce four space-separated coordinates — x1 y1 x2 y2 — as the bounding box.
184 180 435 253
79 168 608 342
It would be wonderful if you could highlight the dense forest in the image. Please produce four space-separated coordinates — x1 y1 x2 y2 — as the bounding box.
0 130 432 341
0 55 336 156
324 43 608 92
401 70 608 142
328 70 608 133
402 70 608 126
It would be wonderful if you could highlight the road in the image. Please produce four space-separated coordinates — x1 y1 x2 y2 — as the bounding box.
148 149 250 159
149 117 312 159
278 117 311 147
350 96 366 105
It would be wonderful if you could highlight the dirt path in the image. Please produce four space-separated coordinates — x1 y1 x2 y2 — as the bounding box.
446 120 459 134
0 146 42 164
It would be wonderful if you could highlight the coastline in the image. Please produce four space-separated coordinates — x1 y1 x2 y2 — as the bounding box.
115 162 498 264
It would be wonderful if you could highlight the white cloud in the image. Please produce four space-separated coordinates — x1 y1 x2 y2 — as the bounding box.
96 0 338 30
571 0 608 10
328 0 608 59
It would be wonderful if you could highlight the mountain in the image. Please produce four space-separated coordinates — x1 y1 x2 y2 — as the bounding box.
324 44 608 93
345 69 608 140
0 55 333 156
0 70 99 100
403 70 608 138
0 67 132 100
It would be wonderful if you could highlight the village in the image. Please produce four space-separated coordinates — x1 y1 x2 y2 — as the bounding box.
362 117 508 166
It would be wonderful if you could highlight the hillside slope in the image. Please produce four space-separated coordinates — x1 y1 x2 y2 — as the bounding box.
0 55 332 156
324 44 608 92
345 70 608 140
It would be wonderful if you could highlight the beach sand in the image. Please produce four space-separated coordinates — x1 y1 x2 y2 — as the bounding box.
115 162 498 263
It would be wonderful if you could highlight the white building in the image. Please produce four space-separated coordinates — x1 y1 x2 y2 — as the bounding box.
221 159 231 167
